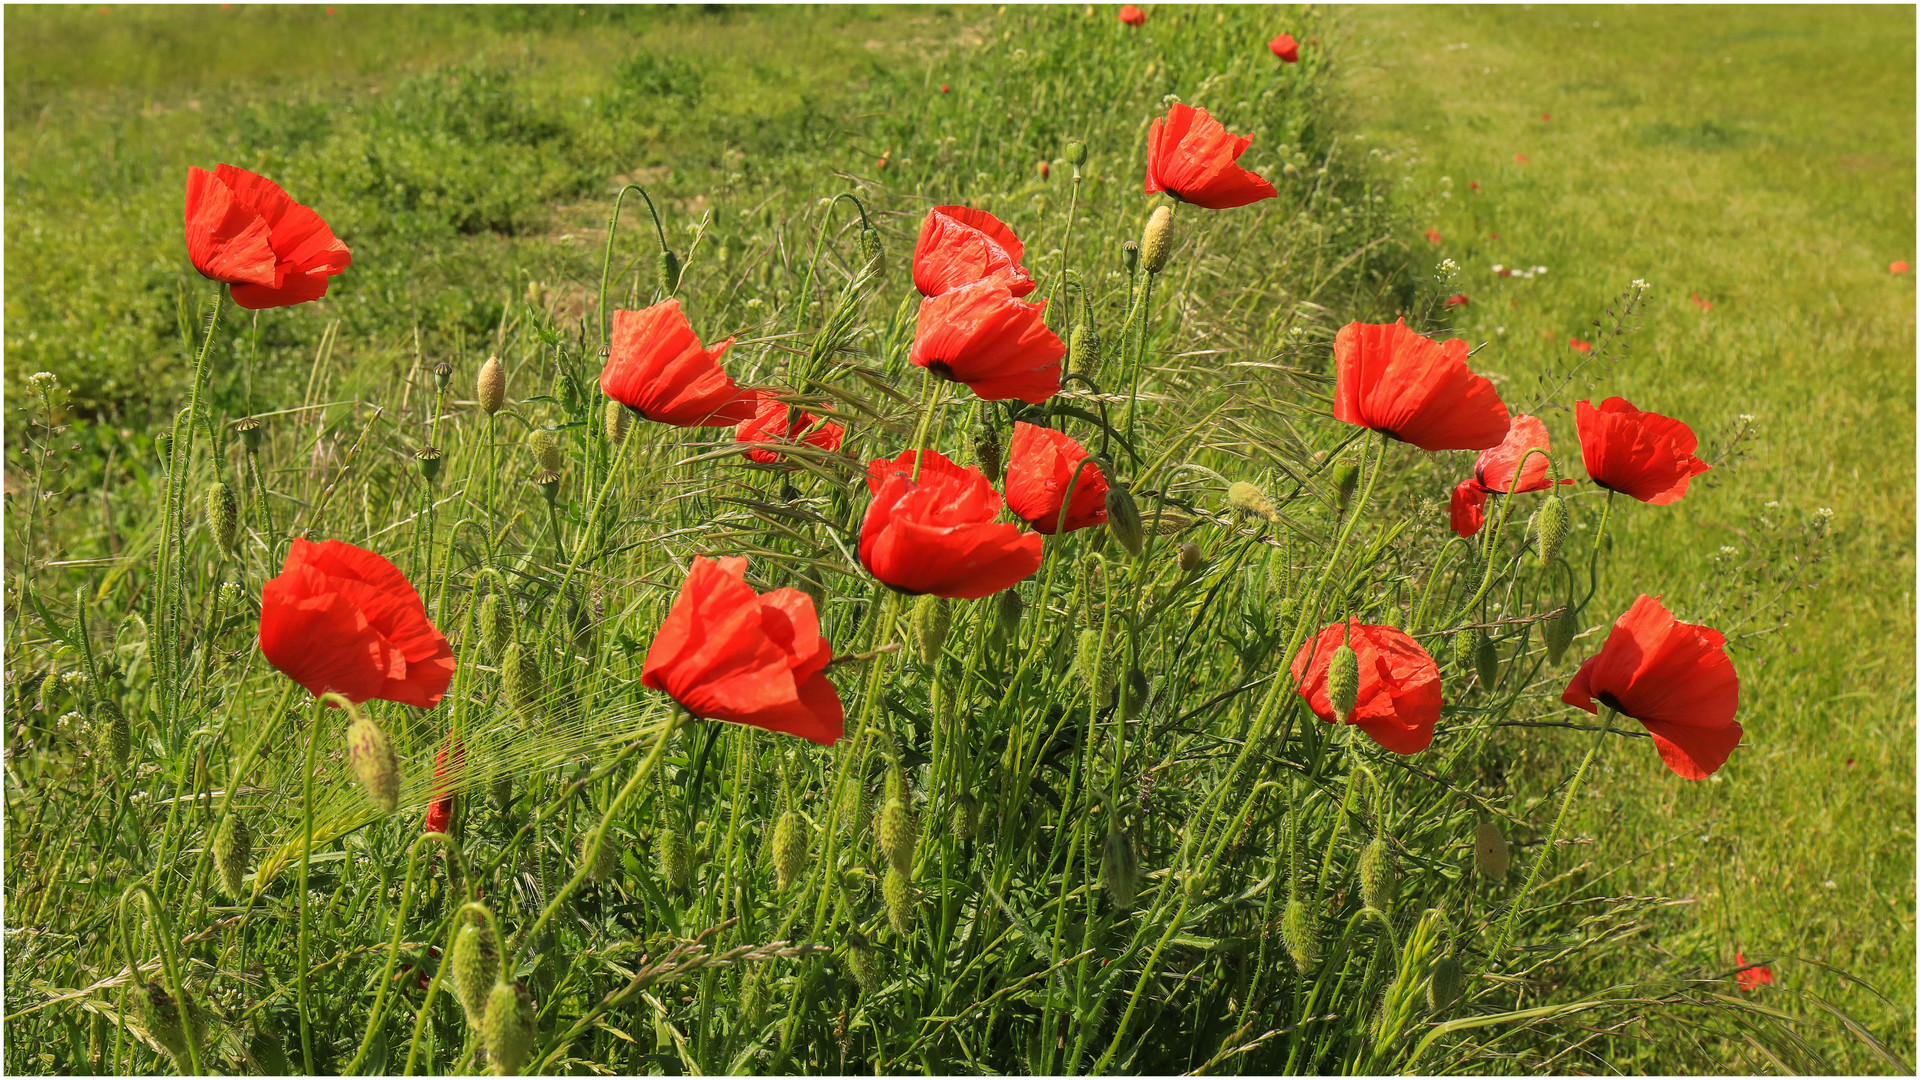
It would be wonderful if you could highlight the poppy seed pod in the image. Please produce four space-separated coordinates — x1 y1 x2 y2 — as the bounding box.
1428 955 1465 1012
1282 899 1318 970
773 809 808 890
234 415 263 453
134 980 190 1062
212 813 252 899
529 429 563 474
1473 820 1510 880
1068 322 1101 377
481 981 536 1076
859 227 885 277
1101 829 1138 909
1475 632 1500 691
655 826 692 892
450 916 500 1027
582 830 619 883
658 249 681 295
604 399 632 445
994 587 1023 642
1533 494 1570 565
346 711 401 814
911 595 952 667
883 864 916 935
1326 644 1360 719
1332 458 1360 512
502 642 545 723
1178 541 1203 576
970 420 1004 485
1140 205 1175 274
477 356 506 416
1122 240 1140 275
1359 836 1398 913
1542 603 1577 665
416 446 443 483
1227 481 1279 523
1066 139 1088 166
951 792 980 841
1105 484 1146 558
433 360 453 392
206 482 239 555
878 794 916 876
535 470 561 506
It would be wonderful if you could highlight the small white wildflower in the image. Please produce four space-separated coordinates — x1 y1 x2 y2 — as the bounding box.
1438 258 1460 274
1161 93 1182 106
28 371 58 389
1764 500 1781 508
1439 175 1453 186
1824 880 1837 890
1631 278 1650 290
745 297 764 309
1738 413 1756 424
1491 263 1505 273
1719 545 1737 555
1495 326 1506 335
1533 265 1548 274
1815 506 1835 519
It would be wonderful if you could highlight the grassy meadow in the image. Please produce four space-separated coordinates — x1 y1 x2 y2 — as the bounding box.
4 3 1912 1076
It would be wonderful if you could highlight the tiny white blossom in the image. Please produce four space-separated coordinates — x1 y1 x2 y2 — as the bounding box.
1631 278 1650 290
1738 413 1755 423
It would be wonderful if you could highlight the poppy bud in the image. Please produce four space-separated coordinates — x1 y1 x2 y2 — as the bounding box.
581 830 620 884
1122 240 1140 275
970 419 1004 485
477 356 506 416
1101 829 1138 909
773 809 809 890
1069 322 1101 377
658 249 681 295
1227 480 1278 523
1473 820 1510 880
1331 458 1360 511
481 980 536 1076
1475 633 1500 691
1541 604 1576 665
96 702 131 768
134 980 190 1062
346 711 401 814
993 588 1023 642
951 792 980 841
1359 836 1398 913
1066 139 1088 166
206 482 239 555
491 771 514 817
234 416 263 453
212 813 252 899
1105 484 1145 558
1140 205 1175 274
534 470 561 506
1283 162 1301 180
845 938 884 995
37 671 62 713
1532 494 1569 566
1326 644 1359 719
1428 955 1465 1012
529 430 563 474
479 592 514 663
1178 541 1203 576
604 399 632 445
1182 867 1209 900
878 793 916 876
911 595 951 667
1282 899 1318 970
655 826 691 892
450 914 500 1027
859 228 885 278
1450 626 1482 675
156 431 173 472
840 774 873 840
1123 667 1150 721
502 642 545 723
883 865 916 935
1077 629 1116 706
433 361 453 392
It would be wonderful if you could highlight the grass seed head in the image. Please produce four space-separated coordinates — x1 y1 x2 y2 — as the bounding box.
346 711 401 815
1533 493 1570 565
477 355 506 416
212 813 252 899
451 915 501 1027
1473 820 1510 880
1141 204 1175 274
482 980 536 1076
205 481 238 555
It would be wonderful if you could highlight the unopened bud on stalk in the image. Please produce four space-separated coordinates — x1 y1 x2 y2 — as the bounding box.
951 792 980 842
36 673 60 713
1450 626 1482 675
658 249 681 295
433 361 453 392
206 482 238 555
604 400 632 445
883 865 916 935
1105 484 1146 558
1332 458 1360 511
529 429 563 474
1227 481 1279 523
1178 541 1203 576
1282 899 1319 969
1327 644 1359 719
1140 205 1175 274
482 981 536 1076
911 595 951 667
478 356 506 416
502 642 546 723
1541 604 1577 665
844 935 884 995
415 446 443 482
1473 820 1510 880
346 710 401 814
1475 633 1500 691
212 813 252 899
1359 836 1398 913
1124 667 1150 721
1532 494 1569 566
134 980 190 1062
655 826 691 892
1069 322 1101 377
450 913 500 1028
859 228 886 277
993 588 1024 642
1428 955 1465 1012
479 592 514 663
1066 139 1088 166
1266 545 1291 597
878 793 916 876
970 420 1004 485
1077 629 1116 707
233 416 263 453
1122 240 1140 275
773 809 809 890
491 771 514 816
840 775 873 840
582 831 620 883
1101 829 1138 909
95 702 130 767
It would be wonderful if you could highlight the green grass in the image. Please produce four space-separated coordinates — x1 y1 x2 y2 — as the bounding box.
1346 3 1916 1070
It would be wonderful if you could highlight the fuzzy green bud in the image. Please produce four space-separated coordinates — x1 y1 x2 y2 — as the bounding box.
502 642 545 724
911 595 951 667
658 249 682 295
1450 626 1482 674
1065 139 1088 166
1358 836 1398 913
346 711 401 814
883 865 916 935
951 792 980 842
134 980 190 1062
1326 644 1359 719
604 400 632 445
1331 459 1360 512
477 356 506 416
416 445 443 483
206 482 239 555
1077 629 1116 707
655 825 692 892
38 672 61 713
491 771 514 817
845 937 884 996
480 593 514 664
878 795 916 876
1140 204 1175 274
1475 632 1500 691
1123 667 1150 722
1105 483 1146 558
582 830 619 884
1069 322 1101 377
482 981 536 1076
773 809 808 890
1227 480 1278 523
212 813 252 900
859 228 885 277
1178 541 1203 576
1532 494 1569 566
1473 820 1510 881
993 588 1023 642
1265 545 1291 597
95 702 130 767
450 916 500 1028
528 429 563 474
970 420 1004 485
1541 604 1577 665
1428 955 1465 1012
1282 899 1319 970
1101 829 1138 910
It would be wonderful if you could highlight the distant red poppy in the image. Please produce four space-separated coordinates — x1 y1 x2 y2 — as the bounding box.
1563 595 1740 779
1144 104 1278 210
735 396 845 465
1513 153 1530 164
642 556 844 745
1470 181 1481 192
1426 228 1443 244
184 164 352 309
1039 161 1051 180
1488 231 1499 239
859 449 1043 599
424 734 463 835
1444 293 1470 308
913 205 1036 299
940 84 951 93
259 538 455 708
1574 397 1710 504
1691 293 1714 311
1269 33 1299 62
1891 261 1910 274
1541 112 1552 122
1118 4 1145 25
1735 952 1775 991
1332 320 1510 451
1447 414 1565 537
1291 619 1442 754
1004 422 1109 534
601 299 757 427
1569 337 1593 354
910 280 1063 403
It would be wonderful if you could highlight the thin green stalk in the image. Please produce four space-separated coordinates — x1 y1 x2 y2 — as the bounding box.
1482 717 1611 971
117 883 204 1076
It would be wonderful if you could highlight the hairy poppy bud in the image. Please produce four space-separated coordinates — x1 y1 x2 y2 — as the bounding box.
1532 494 1569 566
502 642 545 723
1473 820 1510 880
1122 240 1140 275
37 671 61 713
1124 667 1150 721
1066 139 1088 166
346 711 401 814
450 915 500 1028
212 813 252 900
156 431 173 472
993 588 1023 642
1283 162 1302 180
433 360 453 392
1282 899 1318 969
206 482 239 555
1450 626 1482 675
883 865 916 935
1178 541 1203 576
1105 484 1146 558
1428 955 1465 1012
845 938 884 995
911 595 951 667
1332 458 1360 512
1359 836 1398 913
970 420 1004 485
479 592 514 664
1077 629 1116 706
1326 644 1359 719
859 228 885 278
491 771 514 817
1101 829 1138 909
1265 545 1291 597
773 809 808 890
416 445 443 483
482 980 536 1076
1069 322 1101 377
840 775 873 840
233 415 263 453
96 702 130 767
951 792 980 841
655 826 692 892
1475 632 1499 691
477 356 506 416
604 400 632 445
878 794 916 876
654 248 681 295
529 430 563 474
1541 604 1576 665
1140 205 1175 274
134 980 190 1062
581 830 619 884
1227 481 1278 523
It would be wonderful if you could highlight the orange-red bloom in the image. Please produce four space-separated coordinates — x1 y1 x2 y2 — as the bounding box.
259 538 455 708
184 164 352 310
1144 104 1279 210
641 556 844 745
860 449 1043 599
1448 414 1567 537
1118 4 1145 26
910 280 1064 403
424 733 463 835
1562 595 1741 779
912 205 1036 299
735 396 845 465
1332 320 1510 451
1291 619 1442 754
601 299 757 427
1004 422 1108 534
1574 397 1710 505
1269 32 1299 62
1734 952 1775 991
1445 293 1470 308
1891 261 1909 274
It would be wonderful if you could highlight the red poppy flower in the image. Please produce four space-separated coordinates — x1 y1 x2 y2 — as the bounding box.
1574 397 1710 504
641 556 844 745
735 396 845 465
259 538 456 708
1269 33 1299 62
600 299 757 427
1541 112 1552 122
1470 181 1481 192
860 449 1043 599
913 205 1036 299
1144 104 1279 210
910 280 1064 403
1118 4 1145 26
1568 337 1592 354
1332 320 1510 451
1447 413 1564 537
1735 952 1775 991
424 734 464 835
1514 153 1531 164
184 164 352 310
1004 422 1109 534
940 84 950 93
1691 293 1714 311
1445 293 1470 308
1562 594 1741 779
1291 619 1443 754
1425 228 1443 245
1891 261 1910 274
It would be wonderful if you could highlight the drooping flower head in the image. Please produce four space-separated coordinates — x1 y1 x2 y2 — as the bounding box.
1004 422 1108 534
1448 414 1568 537
912 206 1036 299
1290 619 1443 754
859 449 1044 599
1574 397 1710 505
1332 320 1511 451
641 556 845 745
184 164 352 309
259 538 455 708
1562 594 1740 779
1269 33 1300 62
1144 104 1279 210
735 396 846 465
910 280 1064 403
601 299 757 427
